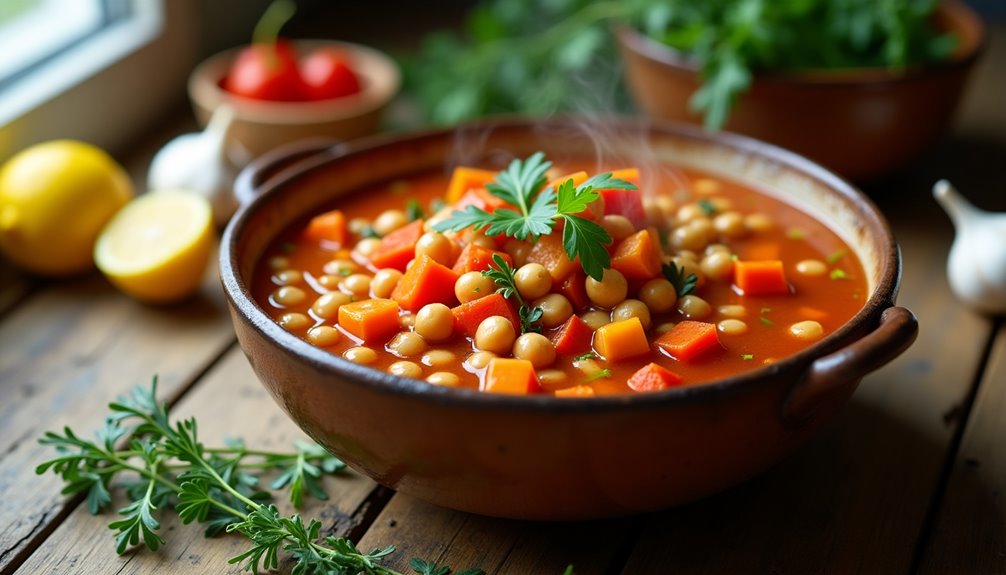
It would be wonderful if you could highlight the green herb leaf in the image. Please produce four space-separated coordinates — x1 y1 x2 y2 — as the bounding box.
697 198 717 216
662 262 697 297
741 354 754 361
582 368 613 383
406 199 425 222
574 352 598 362
411 558 451 575
561 214 611 282
482 254 542 334
826 249 846 265
830 268 849 280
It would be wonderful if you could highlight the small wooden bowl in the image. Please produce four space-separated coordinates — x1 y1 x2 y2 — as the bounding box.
616 1 985 181
188 40 400 160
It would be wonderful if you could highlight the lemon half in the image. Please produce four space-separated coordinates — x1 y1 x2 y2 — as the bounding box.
95 190 213 303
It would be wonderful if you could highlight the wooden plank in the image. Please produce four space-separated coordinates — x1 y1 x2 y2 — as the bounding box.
0 268 234 574
0 260 32 317
356 494 632 574
919 322 1006 574
12 347 381 575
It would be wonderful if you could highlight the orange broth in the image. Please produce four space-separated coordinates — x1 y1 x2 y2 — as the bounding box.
252 164 866 396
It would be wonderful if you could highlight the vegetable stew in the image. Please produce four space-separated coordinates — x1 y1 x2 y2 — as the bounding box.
252 153 866 396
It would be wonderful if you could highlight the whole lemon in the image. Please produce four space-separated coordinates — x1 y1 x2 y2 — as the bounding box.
0 140 134 276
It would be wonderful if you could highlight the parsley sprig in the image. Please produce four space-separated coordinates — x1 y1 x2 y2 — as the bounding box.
662 261 697 297
36 378 482 575
433 152 635 281
482 254 543 334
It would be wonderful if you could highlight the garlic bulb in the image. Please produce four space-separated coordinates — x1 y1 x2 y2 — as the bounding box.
933 179 1006 315
147 105 238 228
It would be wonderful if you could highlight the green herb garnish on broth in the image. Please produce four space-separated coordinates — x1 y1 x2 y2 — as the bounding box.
697 198 717 216
741 354 754 361
406 198 425 222
583 368 613 383
830 268 850 280
827 249 847 265
662 261 698 297
481 254 544 334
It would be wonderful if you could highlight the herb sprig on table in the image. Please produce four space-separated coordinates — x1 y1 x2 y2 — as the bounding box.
432 152 635 281
36 378 483 575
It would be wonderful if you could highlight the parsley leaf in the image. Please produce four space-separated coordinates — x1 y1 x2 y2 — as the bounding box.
582 368 613 383
662 262 697 297
482 254 543 334
406 199 425 222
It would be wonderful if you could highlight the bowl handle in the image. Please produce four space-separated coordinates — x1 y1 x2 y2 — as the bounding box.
234 138 344 206
782 306 918 426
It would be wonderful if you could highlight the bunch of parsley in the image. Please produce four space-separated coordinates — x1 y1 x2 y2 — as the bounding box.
406 0 955 129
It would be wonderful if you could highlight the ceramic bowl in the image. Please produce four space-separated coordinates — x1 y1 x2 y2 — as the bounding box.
615 0 985 181
188 39 400 161
220 117 918 520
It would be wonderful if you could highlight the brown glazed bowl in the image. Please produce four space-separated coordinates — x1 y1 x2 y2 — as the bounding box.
220 117 918 520
616 0 985 181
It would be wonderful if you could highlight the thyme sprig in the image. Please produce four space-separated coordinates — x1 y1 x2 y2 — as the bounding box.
36 378 482 575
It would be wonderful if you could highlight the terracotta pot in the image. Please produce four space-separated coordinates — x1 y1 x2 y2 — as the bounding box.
220 118 918 520
615 1 985 181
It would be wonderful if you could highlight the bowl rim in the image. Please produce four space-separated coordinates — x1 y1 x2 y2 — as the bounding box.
220 116 901 413
188 39 401 124
615 0 985 87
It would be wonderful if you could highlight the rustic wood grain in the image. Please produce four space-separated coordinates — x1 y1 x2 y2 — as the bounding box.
0 268 234 575
12 346 382 575
0 260 32 317
919 322 1006 575
357 493 632 574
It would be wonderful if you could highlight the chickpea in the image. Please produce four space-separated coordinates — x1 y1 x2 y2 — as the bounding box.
341 274 372 297
580 310 610 330
387 331 427 357
504 239 531 267
612 299 652 330
671 224 708 252
272 286 307 307
268 256 290 270
796 259 828 276
677 294 712 319
709 197 733 212
513 263 551 300
536 369 567 390
474 315 516 355
533 293 573 329
639 278 677 313
466 230 496 249
306 325 341 346
705 243 730 256
354 237 382 259
701 250 735 281
371 268 403 298
790 320 825 341
415 231 454 265
273 269 303 286
745 213 774 233
688 217 716 243
676 203 705 224
713 211 746 239
399 313 416 329
427 372 461 387
600 214 636 242
717 319 748 336
421 349 457 367
278 312 311 331
414 303 454 342
311 292 352 319
317 274 342 291
512 333 556 368
585 268 628 309
654 321 676 334
323 259 358 276
388 360 423 379
373 209 408 235
671 256 705 290
718 304 747 318
465 351 497 370
692 178 720 195
455 271 496 304
344 346 377 364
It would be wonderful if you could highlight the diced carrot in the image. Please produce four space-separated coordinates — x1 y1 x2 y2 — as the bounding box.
446 167 497 204
593 317 650 362
481 358 542 395
302 209 347 247
798 306 829 321
654 321 722 362
554 384 595 398
526 232 577 283
547 171 588 190
370 219 424 271
452 243 513 274
611 229 662 280
734 260 791 296
627 363 683 392
558 269 590 311
390 254 460 312
337 298 400 343
551 314 594 356
454 188 507 213
599 168 645 228
452 292 519 338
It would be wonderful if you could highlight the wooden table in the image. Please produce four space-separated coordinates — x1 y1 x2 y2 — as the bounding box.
3 25 1005 575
